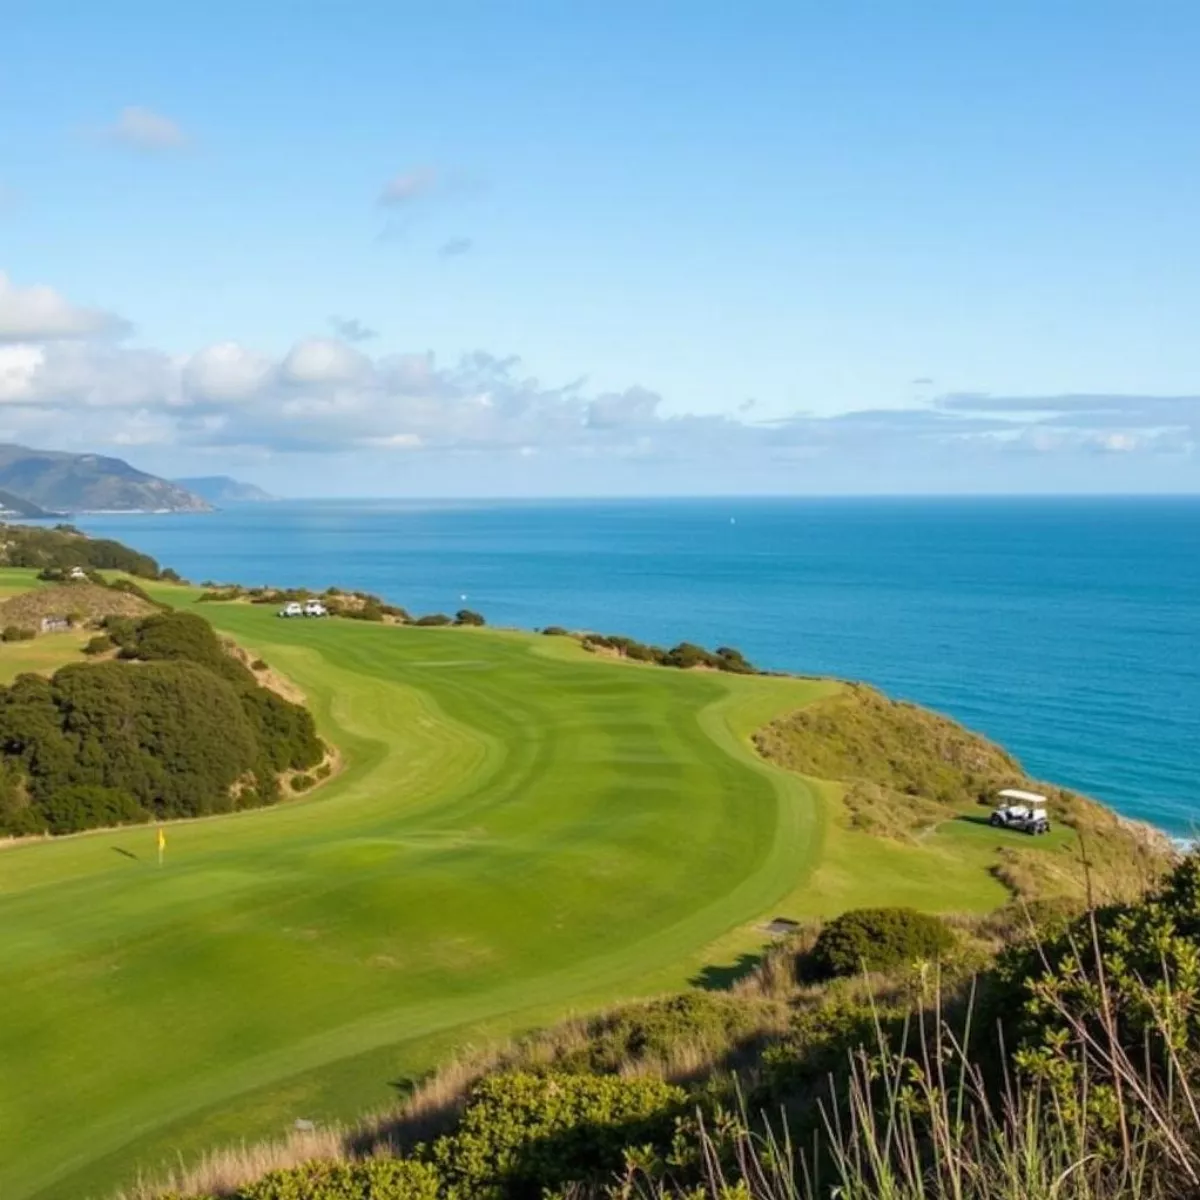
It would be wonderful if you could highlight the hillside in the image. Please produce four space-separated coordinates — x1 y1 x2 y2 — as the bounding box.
0 488 57 518
0 444 211 513
755 684 1172 903
175 475 276 503
0 565 1172 1200
0 537 1177 1200
0 580 158 632
0 521 166 577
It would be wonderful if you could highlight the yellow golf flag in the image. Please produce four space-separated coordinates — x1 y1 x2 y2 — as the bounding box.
157 826 166 864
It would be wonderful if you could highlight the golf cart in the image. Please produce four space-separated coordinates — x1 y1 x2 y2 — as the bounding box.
303 600 328 617
278 601 303 618
990 788 1051 835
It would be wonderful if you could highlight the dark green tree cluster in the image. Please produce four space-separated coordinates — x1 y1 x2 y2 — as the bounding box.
0 523 163 578
0 611 323 836
581 632 757 673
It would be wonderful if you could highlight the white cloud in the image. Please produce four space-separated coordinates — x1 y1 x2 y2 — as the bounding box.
280 337 372 385
184 342 273 402
106 106 188 152
586 386 660 430
0 285 1193 485
0 273 131 343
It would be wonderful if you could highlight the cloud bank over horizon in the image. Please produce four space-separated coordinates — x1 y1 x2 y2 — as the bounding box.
0 270 1195 496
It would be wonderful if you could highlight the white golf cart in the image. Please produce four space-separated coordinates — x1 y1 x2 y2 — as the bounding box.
278 601 303 618
303 600 328 617
990 788 1051 835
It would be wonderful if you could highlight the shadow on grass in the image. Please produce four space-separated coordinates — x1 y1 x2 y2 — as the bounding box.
111 846 141 862
690 952 762 991
955 815 1001 830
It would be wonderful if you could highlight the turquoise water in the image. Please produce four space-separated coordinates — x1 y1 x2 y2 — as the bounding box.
77 497 1199 836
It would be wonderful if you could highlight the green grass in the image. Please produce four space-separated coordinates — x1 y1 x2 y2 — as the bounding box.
0 628 92 681
0 578 1022 1200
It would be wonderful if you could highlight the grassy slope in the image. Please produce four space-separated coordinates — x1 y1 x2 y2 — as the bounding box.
1 578 1010 1200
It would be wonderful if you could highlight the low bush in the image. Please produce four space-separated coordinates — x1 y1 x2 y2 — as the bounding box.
1 625 34 642
431 1072 684 1198
251 659 268 671
414 614 452 627
239 1158 441 1200
83 634 113 656
542 626 569 637
454 609 485 627
291 774 314 792
107 578 159 605
809 906 955 978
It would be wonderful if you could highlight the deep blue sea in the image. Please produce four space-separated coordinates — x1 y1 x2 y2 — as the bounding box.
76 497 1199 836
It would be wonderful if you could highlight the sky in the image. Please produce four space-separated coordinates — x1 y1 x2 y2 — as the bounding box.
1 1 1199 496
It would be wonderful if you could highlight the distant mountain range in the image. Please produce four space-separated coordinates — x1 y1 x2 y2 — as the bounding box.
174 475 276 504
0 444 212 513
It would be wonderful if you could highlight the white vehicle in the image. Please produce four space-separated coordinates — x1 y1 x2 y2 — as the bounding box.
278 601 304 618
303 600 328 617
990 788 1051 835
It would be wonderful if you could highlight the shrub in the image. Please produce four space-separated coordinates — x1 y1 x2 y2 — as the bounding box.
251 658 268 671
714 645 755 673
414 614 452 627
239 1158 441 1200
1 625 34 642
39 785 148 835
291 774 314 792
556 991 776 1075
315 762 332 780
432 1072 684 1198
809 906 955 978
664 641 716 669
454 609 485 627
542 626 569 637
106 577 158 604
83 634 113 656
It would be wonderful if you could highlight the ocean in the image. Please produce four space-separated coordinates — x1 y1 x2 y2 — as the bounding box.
76 497 1199 837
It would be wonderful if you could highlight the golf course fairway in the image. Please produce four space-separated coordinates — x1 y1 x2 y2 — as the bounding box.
0 589 1008 1199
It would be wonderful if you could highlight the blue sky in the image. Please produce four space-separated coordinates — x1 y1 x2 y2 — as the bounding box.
1 1 1198 495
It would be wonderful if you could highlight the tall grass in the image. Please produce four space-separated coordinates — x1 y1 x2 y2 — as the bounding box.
660 928 1200 1200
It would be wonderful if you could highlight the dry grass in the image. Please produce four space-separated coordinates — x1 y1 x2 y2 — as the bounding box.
0 582 155 630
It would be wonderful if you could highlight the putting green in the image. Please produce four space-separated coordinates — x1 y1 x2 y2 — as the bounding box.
0 585 1008 1200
